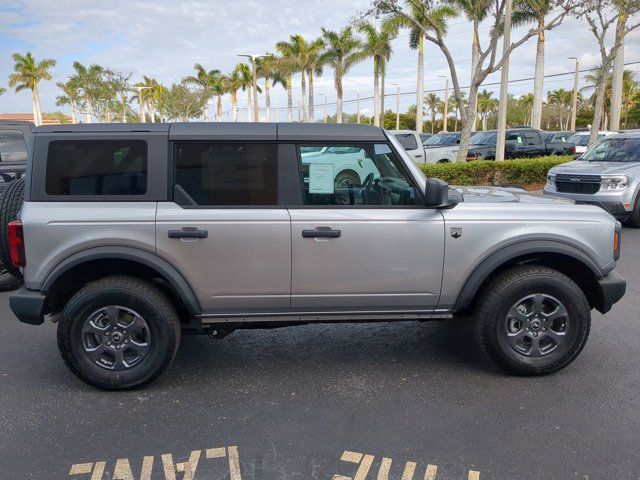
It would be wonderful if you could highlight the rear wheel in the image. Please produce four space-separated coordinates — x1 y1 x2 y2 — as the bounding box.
474 266 591 376
334 171 361 188
57 276 181 390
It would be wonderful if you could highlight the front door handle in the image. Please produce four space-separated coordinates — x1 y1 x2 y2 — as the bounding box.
168 228 208 239
302 229 341 239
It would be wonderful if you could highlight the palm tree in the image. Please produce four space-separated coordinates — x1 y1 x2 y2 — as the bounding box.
223 67 245 122
425 93 440 133
477 89 496 131
8 52 56 126
0 87 6 96
183 64 221 121
548 88 573 130
320 27 362 123
512 0 552 129
518 93 535 126
621 70 638 128
273 47 300 122
235 63 253 121
133 76 161 123
68 62 107 123
384 4 457 132
358 22 396 127
306 38 325 122
56 81 81 124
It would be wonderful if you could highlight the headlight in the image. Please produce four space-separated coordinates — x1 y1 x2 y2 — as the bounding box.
546 174 556 189
601 175 629 191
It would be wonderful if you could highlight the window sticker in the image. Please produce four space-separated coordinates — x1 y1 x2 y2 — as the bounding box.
308 163 335 194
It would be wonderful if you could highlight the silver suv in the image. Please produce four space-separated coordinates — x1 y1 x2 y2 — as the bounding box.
544 133 640 226
9 123 626 390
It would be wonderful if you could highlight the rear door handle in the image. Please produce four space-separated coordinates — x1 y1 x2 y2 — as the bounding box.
168 229 208 239
302 229 341 239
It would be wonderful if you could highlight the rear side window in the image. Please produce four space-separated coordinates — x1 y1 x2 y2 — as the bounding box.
0 129 27 162
46 140 147 196
394 133 418 150
173 142 277 206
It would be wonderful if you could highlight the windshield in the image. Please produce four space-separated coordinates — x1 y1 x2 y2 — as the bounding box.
470 132 497 145
424 133 460 145
568 134 605 146
580 137 640 162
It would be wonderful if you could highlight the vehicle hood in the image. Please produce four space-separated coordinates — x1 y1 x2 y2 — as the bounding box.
454 185 573 204
550 160 640 175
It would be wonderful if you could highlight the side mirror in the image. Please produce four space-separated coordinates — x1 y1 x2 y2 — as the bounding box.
424 178 454 208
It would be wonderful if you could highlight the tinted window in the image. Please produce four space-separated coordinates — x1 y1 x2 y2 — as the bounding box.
471 132 497 145
394 133 419 150
506 132 525 144
46 140 147 196
568 134 590 146
524 131 540 145
0 129 27 162
425 133 460 145
298 143 419 206
174 142 277 206
580 137 640 163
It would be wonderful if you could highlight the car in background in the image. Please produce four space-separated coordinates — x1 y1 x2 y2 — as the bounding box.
544 133 640 226
389 130 425 162
422 132 479 164
419 133 433 144
423 132 462 147
543 131 574 144
567 131 617 156
466 127 572 160
300 145 379 187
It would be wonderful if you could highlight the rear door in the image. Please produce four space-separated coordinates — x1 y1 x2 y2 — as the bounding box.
288 141 445 311
156 140 291 313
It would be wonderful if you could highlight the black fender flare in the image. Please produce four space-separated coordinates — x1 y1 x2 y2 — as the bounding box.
453 240 603 310
39 246 202 315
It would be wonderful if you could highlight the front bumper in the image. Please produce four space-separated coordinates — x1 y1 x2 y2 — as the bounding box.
576 200 630 220
543 188 633 219
594 271 627 313
10 287 46 325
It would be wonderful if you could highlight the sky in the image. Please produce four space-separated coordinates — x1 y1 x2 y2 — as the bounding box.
1 0 639 121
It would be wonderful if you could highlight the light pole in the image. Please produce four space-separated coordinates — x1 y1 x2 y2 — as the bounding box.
351 90 361 124
391 83 400 130
317 94 328 123
239 54 268 122
133 86 152 123
569 57 580 132
438 75 449 132
495 0 513 162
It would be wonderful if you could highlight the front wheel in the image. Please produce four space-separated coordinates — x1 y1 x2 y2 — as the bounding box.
474 266 590 376
57 276 181 390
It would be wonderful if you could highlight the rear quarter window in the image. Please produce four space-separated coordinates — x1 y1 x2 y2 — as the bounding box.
394 134 419 150
0 129 27 162
45 140 147 196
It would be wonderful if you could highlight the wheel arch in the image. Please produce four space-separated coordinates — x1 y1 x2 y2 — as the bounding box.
39 246 201 318
454 240 604 312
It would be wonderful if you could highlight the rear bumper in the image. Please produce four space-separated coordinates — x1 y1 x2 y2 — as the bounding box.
10 287 46 325
594 271 627 314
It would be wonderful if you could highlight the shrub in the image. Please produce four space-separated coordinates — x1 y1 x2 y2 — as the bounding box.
419 156 572 187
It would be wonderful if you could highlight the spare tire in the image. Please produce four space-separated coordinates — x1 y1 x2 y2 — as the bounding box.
0 178 25 278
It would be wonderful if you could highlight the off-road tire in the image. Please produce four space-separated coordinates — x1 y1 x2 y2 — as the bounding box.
0 268 23 291
0 178 25 278
57 276 181 390
334 171 361 188
474 265 591 376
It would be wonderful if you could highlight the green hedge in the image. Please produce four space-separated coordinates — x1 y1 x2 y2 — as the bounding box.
419 155 572 187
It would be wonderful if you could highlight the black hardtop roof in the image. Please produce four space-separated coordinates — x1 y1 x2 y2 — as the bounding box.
0 120 35 127
33 122 387 142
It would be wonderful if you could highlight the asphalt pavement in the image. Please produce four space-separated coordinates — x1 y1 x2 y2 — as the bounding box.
1 229 639 480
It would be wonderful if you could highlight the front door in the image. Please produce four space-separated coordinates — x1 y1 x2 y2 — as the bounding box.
289 142 445 310
156 142 291 313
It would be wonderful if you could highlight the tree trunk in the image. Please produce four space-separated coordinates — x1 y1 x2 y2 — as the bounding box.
70 102 77 124
31 89 40 126
590 77 607 145
307 72 314 122
456 84 478 162
482 114 487 131
336 68 343 124
416 36 424 133
531 20 545 129
301 73 308 122
232 91 238 122
265 79 271 122
286 76 293 122
217 95 222 121
431 111 435 134
609 18 625 131
373 61 380 127
470 23 480 131
247 89 252 122
380 73 385 127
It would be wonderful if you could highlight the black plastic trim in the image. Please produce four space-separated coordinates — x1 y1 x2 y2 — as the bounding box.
10 287 46 325
39 246 202 315
594 270 626 313
453 240 604 310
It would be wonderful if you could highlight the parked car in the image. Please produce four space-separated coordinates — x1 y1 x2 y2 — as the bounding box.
10 122 625 389
0 120 33 291
389 130 425 162
422 132 479 163
467 128 573 160
543 131 574 144
567 131 617 156
544 132 640 226
423 132 462 147
419 133 433 143
300 145 379 187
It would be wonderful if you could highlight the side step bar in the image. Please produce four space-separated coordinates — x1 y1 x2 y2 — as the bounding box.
197 310 454 324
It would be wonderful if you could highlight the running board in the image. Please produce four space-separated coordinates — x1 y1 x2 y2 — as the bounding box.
198 310 454 324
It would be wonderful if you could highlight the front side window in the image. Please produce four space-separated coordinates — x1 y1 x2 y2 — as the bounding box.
46 140 147 196
298 143 419 206
394 133 419 150
174 142 277 206
524 131 540 145
0 129 27 162
425 133 460 145
471 132 497 145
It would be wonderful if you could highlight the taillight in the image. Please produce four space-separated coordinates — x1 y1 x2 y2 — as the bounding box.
8 220 25 268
